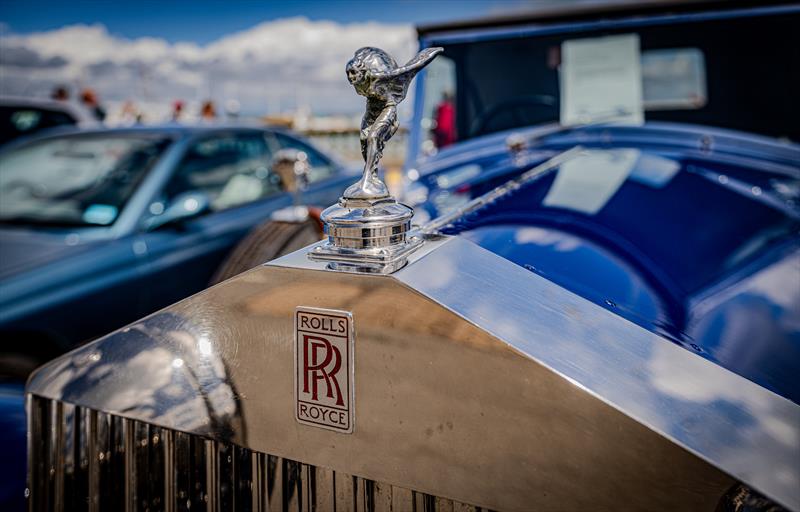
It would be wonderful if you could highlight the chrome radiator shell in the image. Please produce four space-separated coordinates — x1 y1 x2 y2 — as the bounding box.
27 396 472 511
27 236 800 511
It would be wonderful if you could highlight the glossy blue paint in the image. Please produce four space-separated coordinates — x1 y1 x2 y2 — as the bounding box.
410 122 799 217
0 125 356 353
405 3 800 405
379 20 800 492
430 139 800 403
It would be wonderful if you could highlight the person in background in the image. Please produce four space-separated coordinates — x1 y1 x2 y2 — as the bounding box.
200 100 217 122
119 101 140 125
50 85 69 101
80 88 106 121
171 100 185 122
433 91 456 148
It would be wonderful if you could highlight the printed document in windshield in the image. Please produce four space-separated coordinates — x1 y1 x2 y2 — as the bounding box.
560 33 644 126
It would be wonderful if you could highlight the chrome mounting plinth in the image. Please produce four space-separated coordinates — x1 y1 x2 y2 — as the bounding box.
309 196 422 274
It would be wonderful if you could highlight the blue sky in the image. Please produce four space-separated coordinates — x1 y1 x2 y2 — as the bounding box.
1 0 538 43
0 0 576 116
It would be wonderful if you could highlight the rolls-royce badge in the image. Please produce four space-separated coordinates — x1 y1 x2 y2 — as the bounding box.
294 307 355 433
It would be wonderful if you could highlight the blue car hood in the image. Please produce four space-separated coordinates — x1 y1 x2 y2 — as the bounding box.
0 228 100 281
438 142 800 403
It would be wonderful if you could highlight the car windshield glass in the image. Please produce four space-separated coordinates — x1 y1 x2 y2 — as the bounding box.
0 134 171 226
418 10 799 154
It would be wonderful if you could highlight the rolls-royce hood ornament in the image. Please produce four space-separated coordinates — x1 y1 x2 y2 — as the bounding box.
343 46 443 202
309 46 443 273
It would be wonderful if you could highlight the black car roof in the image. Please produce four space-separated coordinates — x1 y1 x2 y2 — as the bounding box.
416 0 789 37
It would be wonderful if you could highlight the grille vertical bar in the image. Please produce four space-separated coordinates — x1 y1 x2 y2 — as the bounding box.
27 396 485 512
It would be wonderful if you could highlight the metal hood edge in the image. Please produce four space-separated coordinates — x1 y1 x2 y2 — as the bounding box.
26 235 800 511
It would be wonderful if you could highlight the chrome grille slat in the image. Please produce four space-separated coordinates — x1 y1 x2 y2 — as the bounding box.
313 465 336 511
28 396 485 512
73 407 90 512
217 441 234 511
334 472 356 510
91 410 103 512
123 418 135 512
173 431 190 512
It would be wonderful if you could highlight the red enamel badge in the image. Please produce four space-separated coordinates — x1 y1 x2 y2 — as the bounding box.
294 307 354 433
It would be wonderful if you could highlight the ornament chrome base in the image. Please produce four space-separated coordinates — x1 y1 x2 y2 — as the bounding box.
308 196 422 274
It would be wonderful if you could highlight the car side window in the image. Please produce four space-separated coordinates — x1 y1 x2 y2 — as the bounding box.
165 133 283 212
272 133 336 183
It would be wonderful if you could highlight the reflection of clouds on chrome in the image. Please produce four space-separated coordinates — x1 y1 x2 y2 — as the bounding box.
0 18 416 116
647 340 800 501
648 340 798 446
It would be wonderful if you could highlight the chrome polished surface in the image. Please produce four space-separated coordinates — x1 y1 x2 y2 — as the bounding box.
313 199 420 273
27 236 800 510
27 395 483 511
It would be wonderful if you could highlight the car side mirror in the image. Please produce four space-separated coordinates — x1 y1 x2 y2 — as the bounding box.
270 149 310 204
145 191 211 230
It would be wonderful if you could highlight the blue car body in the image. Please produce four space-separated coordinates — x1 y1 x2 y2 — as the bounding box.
403 4 799 404
434 126 800 403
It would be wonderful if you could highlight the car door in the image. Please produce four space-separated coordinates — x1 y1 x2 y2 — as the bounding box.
270 132 354 207
139 131 291 310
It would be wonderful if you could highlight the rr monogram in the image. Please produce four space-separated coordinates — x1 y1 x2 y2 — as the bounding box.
302 334 343 406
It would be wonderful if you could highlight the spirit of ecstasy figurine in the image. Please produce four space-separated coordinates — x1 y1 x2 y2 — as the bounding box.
344 46 443 203
311 46 443 273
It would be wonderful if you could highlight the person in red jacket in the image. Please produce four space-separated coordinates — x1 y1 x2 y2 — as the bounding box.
433 91 456 148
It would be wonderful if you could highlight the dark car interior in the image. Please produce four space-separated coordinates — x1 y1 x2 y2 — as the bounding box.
442 10 799 142
0 106 78 146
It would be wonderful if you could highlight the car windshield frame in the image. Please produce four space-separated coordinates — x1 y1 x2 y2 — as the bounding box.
0 132 173 228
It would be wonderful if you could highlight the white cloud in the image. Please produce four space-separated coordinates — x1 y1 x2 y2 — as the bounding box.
0 18 417 118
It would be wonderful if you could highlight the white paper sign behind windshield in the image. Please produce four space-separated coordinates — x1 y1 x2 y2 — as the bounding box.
560 34 643 126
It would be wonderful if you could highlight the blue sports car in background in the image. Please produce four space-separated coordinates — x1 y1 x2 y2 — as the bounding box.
0 125 355 376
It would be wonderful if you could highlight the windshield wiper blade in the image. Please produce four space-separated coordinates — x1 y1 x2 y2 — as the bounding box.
421 146 585 234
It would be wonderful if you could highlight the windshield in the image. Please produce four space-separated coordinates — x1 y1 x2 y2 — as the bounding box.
0 134 171 227
418 9 799 155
